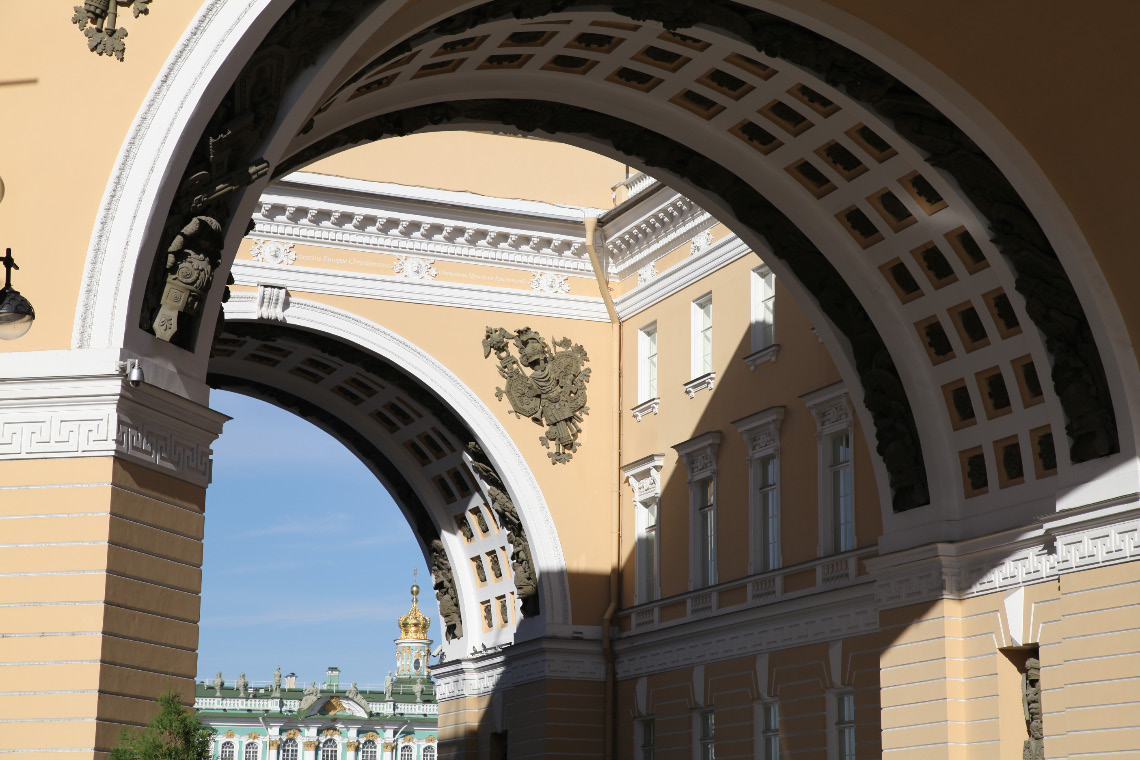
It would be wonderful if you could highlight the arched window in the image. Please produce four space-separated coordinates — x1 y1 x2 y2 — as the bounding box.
359 740 377 760
245 741 260 760
220 742 235 760
281 738 298 760
399 745 414 760
321 738 338 760
422 745 436 760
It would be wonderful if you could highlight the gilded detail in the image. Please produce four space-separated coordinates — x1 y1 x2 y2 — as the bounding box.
483 327 590 464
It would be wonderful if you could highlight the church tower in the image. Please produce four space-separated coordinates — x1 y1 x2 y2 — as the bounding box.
395 570 432 681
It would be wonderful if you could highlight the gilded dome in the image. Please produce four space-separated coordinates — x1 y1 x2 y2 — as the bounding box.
398 575 431 640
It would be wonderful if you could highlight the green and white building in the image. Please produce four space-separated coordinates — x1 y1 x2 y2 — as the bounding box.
195 580 438 760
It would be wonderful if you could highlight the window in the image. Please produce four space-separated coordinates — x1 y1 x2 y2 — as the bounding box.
624 454 664 605
422 746 436 760
321 739 337 760
400 745 415 760
637 717 655 760
830 431 854 553
245 742 259 760
639 499 659 602
673 432 721 592
281 739 298 760
692 294 713 377
221 742 235 760
836 692 856 760
360 741 377 760
761 701 780 760
755 454 780 571
699 709 715 760
695 477 716 588
803 383 854 556
751 267 776 352
639 323 658 402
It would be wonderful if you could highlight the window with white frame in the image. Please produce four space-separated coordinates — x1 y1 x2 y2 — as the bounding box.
761 701 780 760
803 383 855 556
321 738 337 760
751 266 776 352
699 709 716 760
835 692 856 760
244 741 259 760
695 477 716 588
221 742 235 760
637 717 655 760
422 745 436 760
639 323 658 402
360 740 377 760
281 739 298 760
624 455 664 604
829 431 854 553
400 744 414 760
673 432 721 591
692 294 713 377
737 407 784 574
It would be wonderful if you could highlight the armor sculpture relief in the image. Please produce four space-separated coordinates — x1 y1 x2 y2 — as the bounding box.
70 0 150 61
482 327 590 464
1023 657 1044 760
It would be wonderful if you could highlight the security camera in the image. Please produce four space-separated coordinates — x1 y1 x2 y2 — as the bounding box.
127 360 144 387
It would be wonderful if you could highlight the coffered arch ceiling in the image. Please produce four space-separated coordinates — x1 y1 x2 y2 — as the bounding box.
121 0 1131 540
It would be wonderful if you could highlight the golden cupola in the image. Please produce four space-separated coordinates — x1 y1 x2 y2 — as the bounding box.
397 570 431 640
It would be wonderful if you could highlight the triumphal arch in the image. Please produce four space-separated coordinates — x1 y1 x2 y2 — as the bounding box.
3 2 1140 758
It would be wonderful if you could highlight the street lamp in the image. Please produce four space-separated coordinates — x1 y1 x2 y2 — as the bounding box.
0 248 34 340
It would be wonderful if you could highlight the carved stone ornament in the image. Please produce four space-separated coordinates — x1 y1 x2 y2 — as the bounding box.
251 239 297 265
211 671 224 697
393 255 438 281
690 229 714 256
346 742 359 751
236 672 249 699
224 731 236 739
152 216 224 343
364 732 379 742
303 741 319 751
70 0 150 61
382 743 395 752
529 270 570 294
1023 657 1044 760
482 326 590 464
269 741 281 750
247 733 259 741
286 730 300 739
637 262 657 286
429 538 464 641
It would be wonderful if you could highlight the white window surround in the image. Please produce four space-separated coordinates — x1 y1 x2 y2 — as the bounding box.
683 372 716 398
673 431 722 590
623 454 665 605
691 293 713 380
695 708 715 760
801 383 856 557
244 742 259 760
631 397 661 420
735 406 785 574
750 266 776 352
744 343 780 371
758 700 780 760
635 716 656 760
638 322 658 403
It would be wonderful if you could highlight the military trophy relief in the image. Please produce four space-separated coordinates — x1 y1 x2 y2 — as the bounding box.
482 327 590 464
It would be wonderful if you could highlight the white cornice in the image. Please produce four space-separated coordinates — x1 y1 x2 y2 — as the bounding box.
614 235 753 320
432 638 605 702
602 192 714 280
230 260 609 322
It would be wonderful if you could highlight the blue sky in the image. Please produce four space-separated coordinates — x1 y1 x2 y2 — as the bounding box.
196 390 440 689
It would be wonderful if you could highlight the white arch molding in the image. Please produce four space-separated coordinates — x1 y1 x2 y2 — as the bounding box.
220 292 573 637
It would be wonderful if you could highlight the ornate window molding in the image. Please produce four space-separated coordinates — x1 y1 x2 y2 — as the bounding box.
743 344 780 371
631 398 660 422
674 432 722 590
736 407 785 573
623 454 665 605
683 372 716 399
802 383 855 556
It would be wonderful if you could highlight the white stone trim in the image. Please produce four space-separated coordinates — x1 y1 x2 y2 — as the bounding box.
622 454 665 505
432 637 605 702
673 432 722 482
735 406 785 461
255 285 289 322
604 195 713 281
0 374 227 488
222 294 572 633
630 398 660 422
230 260 609 322
615 234 752 321
743 344 780 371
802 382 851 438
683 373 716 399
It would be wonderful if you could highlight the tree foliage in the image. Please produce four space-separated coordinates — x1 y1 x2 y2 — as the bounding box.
109 690 215 760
